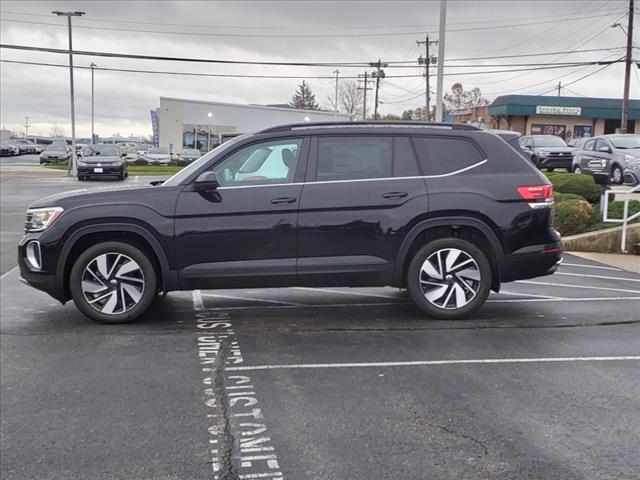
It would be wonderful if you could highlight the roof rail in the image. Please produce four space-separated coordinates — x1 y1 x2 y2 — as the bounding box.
258 121 481 134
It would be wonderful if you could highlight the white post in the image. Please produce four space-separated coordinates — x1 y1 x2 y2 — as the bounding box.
90 62 96 144
435 0 447 122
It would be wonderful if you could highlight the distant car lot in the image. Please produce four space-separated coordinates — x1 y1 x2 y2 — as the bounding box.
1 170 639 480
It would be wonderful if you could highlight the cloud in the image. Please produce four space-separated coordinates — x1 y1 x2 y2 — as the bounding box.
0 0 635 137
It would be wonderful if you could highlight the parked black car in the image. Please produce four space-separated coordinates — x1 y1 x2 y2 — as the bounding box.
519 135 576 171
19 122 561 324
77 144 128 181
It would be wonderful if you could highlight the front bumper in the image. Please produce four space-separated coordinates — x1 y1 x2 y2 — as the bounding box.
623 168 639 185
17 235 65 302
539 156 573 169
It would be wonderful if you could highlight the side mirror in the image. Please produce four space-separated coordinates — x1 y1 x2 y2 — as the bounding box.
77 152 82 158
121 153 127 158
194 171 220 191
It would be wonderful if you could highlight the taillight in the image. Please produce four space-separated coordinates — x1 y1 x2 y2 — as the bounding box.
517 185 553 201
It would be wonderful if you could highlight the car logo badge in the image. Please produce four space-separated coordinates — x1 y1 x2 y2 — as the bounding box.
97 163 101 166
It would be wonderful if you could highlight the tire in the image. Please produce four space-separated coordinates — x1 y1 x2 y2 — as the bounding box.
531 156 540 168
611 165 623 185
574 166 582 175
69 241 157 324
406 238 492 320
546 167 554 172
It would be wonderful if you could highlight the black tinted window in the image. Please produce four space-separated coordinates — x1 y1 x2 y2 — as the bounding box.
393 137 420 177
413 137 485 176
317 137 392 181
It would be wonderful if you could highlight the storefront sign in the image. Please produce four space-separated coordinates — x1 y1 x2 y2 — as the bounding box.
535 105 582 116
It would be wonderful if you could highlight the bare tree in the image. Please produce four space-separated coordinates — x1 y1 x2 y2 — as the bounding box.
49 122 65 138
327 80 365 119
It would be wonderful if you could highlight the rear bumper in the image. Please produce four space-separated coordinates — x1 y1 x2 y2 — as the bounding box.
501 242 563 282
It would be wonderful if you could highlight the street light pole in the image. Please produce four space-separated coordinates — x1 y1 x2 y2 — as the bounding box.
620 0 634 133
90 62 96 144
207 112 213 151
435 0 447 122
52 10 85 177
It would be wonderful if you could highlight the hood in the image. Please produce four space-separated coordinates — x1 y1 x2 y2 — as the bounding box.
80 154 121 163
29 183 158 209
536 146 575 153
618 147 640 156
146 153 170 158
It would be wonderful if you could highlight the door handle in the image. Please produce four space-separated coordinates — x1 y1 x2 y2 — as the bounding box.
382 192 408 199
271 197 297 205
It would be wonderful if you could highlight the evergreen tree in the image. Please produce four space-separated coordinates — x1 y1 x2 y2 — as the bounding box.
290 81 319 110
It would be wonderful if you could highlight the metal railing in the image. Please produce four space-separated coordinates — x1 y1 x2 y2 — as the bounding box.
602 184 640 252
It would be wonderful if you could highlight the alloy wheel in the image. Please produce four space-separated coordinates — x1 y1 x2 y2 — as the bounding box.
418 248 481 310
612 167 622 184
81 252 145 315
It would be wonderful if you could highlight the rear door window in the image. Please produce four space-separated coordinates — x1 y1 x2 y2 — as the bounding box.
412 136 485 176
316 136 392 181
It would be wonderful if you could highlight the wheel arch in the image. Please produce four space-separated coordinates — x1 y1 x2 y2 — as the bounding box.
56 222 175 301
394 216 504 291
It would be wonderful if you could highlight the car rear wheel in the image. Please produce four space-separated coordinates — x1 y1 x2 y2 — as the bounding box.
611 165 623 185
69 241 157 324
406 238 492 320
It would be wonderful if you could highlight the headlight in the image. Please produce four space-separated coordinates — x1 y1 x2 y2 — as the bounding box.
77 161 87 166
538 151 549 157
624 154 640 165
24 207 64 232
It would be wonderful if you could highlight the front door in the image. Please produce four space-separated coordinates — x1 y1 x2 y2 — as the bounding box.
297 135 428 286
175 137 308 289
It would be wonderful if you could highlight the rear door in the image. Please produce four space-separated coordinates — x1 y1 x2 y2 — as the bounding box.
297 135 427 286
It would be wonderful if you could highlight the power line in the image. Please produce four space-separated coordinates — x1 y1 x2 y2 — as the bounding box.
536 62 618 95
0 12 626 38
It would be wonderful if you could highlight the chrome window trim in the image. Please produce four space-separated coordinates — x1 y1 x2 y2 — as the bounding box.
217 159 488 190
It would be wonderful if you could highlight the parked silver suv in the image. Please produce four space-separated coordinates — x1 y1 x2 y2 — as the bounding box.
572 134 640 185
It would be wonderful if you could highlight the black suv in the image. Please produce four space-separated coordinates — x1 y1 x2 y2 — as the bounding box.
19 122 561 323
519 135 575 171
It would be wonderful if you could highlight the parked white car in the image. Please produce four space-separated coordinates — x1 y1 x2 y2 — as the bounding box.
143 146 171 165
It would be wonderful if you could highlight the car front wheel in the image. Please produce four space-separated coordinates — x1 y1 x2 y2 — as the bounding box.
611 165 623 185
407 238 492 320
69 241 157 324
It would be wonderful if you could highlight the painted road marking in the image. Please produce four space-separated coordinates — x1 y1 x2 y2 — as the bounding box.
294 287 400 300
192 290 204 310
226 356 640 372
499 290 564 299
202 292 305 306
516 280 640 294
196 296 640 311
193 296 284 479
0 266 17 280
561 262 622 271
554 272 640 283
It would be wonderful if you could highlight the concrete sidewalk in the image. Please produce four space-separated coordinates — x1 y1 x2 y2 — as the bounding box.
568 251 640 273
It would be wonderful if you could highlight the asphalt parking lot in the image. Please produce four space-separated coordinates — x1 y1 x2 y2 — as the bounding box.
1 171 639 480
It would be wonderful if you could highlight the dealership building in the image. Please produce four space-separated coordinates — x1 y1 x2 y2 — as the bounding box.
156 97 352 152
452 95 640 141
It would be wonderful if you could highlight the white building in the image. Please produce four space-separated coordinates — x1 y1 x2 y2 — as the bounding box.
157 97 352 152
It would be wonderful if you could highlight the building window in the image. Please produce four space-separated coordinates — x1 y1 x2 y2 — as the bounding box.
531 124 566 139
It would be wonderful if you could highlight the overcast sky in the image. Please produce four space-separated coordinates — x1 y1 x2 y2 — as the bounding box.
0 0 637 138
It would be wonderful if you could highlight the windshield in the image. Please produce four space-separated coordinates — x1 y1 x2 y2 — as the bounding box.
45 145 66 152
83 145 119 156
533 136 567 147
610 136 640 149
163 134 249 187
148 147 169 154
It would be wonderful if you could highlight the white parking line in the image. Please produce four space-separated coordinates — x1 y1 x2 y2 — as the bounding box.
487 296 640 303
294 286 399 299
0 266 17 280
227 356 640 372
201 292 305 306
192 290 204 310
499 290 564 299
516 280 640 294
555 272 640 283
561 262 622 271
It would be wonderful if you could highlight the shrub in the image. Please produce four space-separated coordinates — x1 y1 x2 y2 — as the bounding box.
553 198 594 236
546 173 601 204
134 159 147 166
554 192 585 204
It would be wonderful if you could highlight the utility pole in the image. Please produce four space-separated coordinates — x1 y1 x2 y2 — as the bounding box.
370 59 387 120
557 81 562 96
621 0 634 133
436 0 447 122
53 10 85 177
90 62 96 144
417 36 438 121
24 116 31 138
358 72 372 119
332 69 340 117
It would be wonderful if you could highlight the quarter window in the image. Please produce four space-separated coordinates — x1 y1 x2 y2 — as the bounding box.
413 137 485 176
316 136 392 181
212 139 303 186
